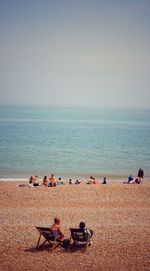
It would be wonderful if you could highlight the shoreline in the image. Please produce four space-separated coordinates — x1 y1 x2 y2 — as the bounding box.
0 176 150 183
0 171 150 181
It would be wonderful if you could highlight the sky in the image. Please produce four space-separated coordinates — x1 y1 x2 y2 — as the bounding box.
0 0 150 109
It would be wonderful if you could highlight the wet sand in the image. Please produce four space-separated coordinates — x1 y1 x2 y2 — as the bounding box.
0 180 150 271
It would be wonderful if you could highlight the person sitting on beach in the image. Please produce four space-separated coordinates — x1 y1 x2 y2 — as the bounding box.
29 176 34 187
33 175 40 186
86 176 92 184
50 217 64 241
57 177 62 185
92 178 96 184
101 177 107 184
49 174 56 187
29 175 35 184
29 175 39 187
127 175 134 184
86 176 93 184
134 178 142 184
79 221 94 245
42 176 49 187
75 179 80 184
69 178 74 184
90 176 96 184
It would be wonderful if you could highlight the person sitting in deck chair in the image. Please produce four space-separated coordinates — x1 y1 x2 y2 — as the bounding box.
79 221 94 245
50 217 64 241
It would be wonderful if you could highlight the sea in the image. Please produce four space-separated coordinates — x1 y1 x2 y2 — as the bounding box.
0 106 150 180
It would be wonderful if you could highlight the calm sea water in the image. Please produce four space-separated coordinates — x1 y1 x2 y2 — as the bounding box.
0 106 150 179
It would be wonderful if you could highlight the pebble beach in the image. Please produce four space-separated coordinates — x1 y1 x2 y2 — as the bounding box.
0 180 150 271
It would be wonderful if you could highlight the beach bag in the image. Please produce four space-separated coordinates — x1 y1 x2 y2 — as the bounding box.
62 239 70 249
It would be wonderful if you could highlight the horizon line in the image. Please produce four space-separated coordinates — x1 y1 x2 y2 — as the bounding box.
0 104 150 111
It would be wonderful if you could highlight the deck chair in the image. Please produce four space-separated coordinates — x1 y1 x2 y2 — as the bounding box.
36 226 61 251
69 228 90 248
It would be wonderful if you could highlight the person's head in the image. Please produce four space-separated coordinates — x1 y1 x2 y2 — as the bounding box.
59 177 61 181
54 217 60 225
79 221 86 229
44 176 47 180
51 174 54 177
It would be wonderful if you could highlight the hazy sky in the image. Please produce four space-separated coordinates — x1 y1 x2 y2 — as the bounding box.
0 0 150 109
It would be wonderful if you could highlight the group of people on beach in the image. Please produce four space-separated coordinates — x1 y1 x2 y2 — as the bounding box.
29 174 107 187
69 177 107 185
125 168 144 184
29 174 64 187
28 168 144 187
42 174 63 187
86 176 107 185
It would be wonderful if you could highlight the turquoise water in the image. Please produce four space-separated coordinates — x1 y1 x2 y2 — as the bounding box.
0 106 150 179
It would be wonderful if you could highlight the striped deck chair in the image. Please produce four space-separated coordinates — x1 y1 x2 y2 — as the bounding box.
36 226 61 251
69 228 90 248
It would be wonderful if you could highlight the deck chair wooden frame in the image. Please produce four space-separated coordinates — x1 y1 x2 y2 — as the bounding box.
36 226 60 251
69 228 90 248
